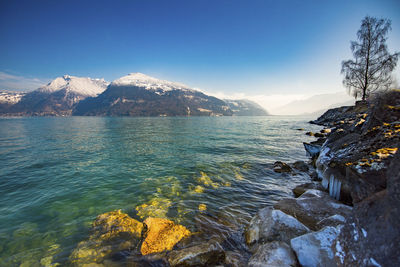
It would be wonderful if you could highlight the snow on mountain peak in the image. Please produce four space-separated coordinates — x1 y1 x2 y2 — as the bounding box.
111 72 192 92
37 75 109 96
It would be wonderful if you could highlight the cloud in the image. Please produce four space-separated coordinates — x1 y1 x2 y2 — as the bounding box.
0 71 49 91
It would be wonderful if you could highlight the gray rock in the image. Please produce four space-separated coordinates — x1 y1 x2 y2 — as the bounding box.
316 215 346 229
291 226 341 267
303 143 321 159
168 240 225 266
274 189 352 230
293 161 309 172
273 161 292 173
245 207 310 246
248 241 297 267
292 182 325 198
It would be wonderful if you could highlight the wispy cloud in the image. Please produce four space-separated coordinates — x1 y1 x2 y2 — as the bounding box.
0 71 49 91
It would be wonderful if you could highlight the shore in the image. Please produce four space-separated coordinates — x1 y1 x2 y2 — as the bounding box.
67 90 399 267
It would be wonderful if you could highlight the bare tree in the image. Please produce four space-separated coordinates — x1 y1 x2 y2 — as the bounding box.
341 16 399 100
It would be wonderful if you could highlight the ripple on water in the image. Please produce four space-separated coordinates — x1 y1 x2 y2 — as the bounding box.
0 116 322 265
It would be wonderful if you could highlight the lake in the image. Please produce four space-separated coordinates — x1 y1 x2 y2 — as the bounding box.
0 116 321 266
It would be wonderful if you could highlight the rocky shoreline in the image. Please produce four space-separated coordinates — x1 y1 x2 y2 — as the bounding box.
68 90 399 267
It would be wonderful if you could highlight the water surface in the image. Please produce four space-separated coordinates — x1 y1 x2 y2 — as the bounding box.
0 116 321 265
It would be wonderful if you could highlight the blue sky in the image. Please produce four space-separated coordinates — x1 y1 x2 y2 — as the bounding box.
0 0 399 109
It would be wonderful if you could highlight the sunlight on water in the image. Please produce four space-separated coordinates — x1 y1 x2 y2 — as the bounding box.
0 116 321 266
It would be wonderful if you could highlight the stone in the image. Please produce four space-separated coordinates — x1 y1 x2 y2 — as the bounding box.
248 241 297 267
70 210 143 265
303 142 321 159
245 207 310 246
168 240 225 266
292 182 325 198
273 161 292 173
274 189 352 230
224 251 248 267
292 160 309 172
291 226 341 267
141 217 191 255
316 215 346 229
314 132 325 138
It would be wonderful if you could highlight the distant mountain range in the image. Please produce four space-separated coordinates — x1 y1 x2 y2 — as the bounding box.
272 92 354 116
0 73 269 117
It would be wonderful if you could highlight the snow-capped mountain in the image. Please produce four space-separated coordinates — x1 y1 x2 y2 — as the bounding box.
37 75 108 96
111 73 192 93
1 75 109 116
224 99 269 116
73 73 232 116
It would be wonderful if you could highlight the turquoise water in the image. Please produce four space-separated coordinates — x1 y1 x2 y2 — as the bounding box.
0 116 321 266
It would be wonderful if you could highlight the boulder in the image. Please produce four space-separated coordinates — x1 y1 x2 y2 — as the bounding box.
167 240 225 266
292 161 309 172
273 161 292 173
274 189 352 230
291 226 342 267
224 251 248 267
245 207 310 246
248 241 298 267
69 210 143 265
292 182 325 198
303 143 321 159
141 217 191 255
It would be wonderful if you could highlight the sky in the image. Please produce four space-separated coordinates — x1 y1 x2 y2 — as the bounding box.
0 0 399 112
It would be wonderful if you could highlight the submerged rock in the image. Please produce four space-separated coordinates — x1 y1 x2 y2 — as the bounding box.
291 226 342 267
168 239 225 266
248 241 298 267
245 207 310 246
141 217 191 255
70 210 143 265
273 161 292 173
293 160 309 172
274 189 352 230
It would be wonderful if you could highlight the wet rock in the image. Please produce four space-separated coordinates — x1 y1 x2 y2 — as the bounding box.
292 161 309 172
273 161 292 173
224 250 248 267
305 131 314 136
245 207 310 246
168 239 225 266
248 241 298 267
274 189 352 230
141 217 191 255
303 143 321 159
291 226 341 267
69 210 143 265
292 182 325 198
314 132 325 138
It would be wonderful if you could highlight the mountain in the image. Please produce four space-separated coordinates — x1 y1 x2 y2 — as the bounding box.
0 90 27 114
73 73 233 116
272 92 354 115
224 99 269 116
1 75 108 116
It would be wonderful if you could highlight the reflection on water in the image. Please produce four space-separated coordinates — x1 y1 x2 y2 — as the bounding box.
0 116 321 265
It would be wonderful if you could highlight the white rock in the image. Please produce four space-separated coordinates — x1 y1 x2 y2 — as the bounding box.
291 226 342 267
